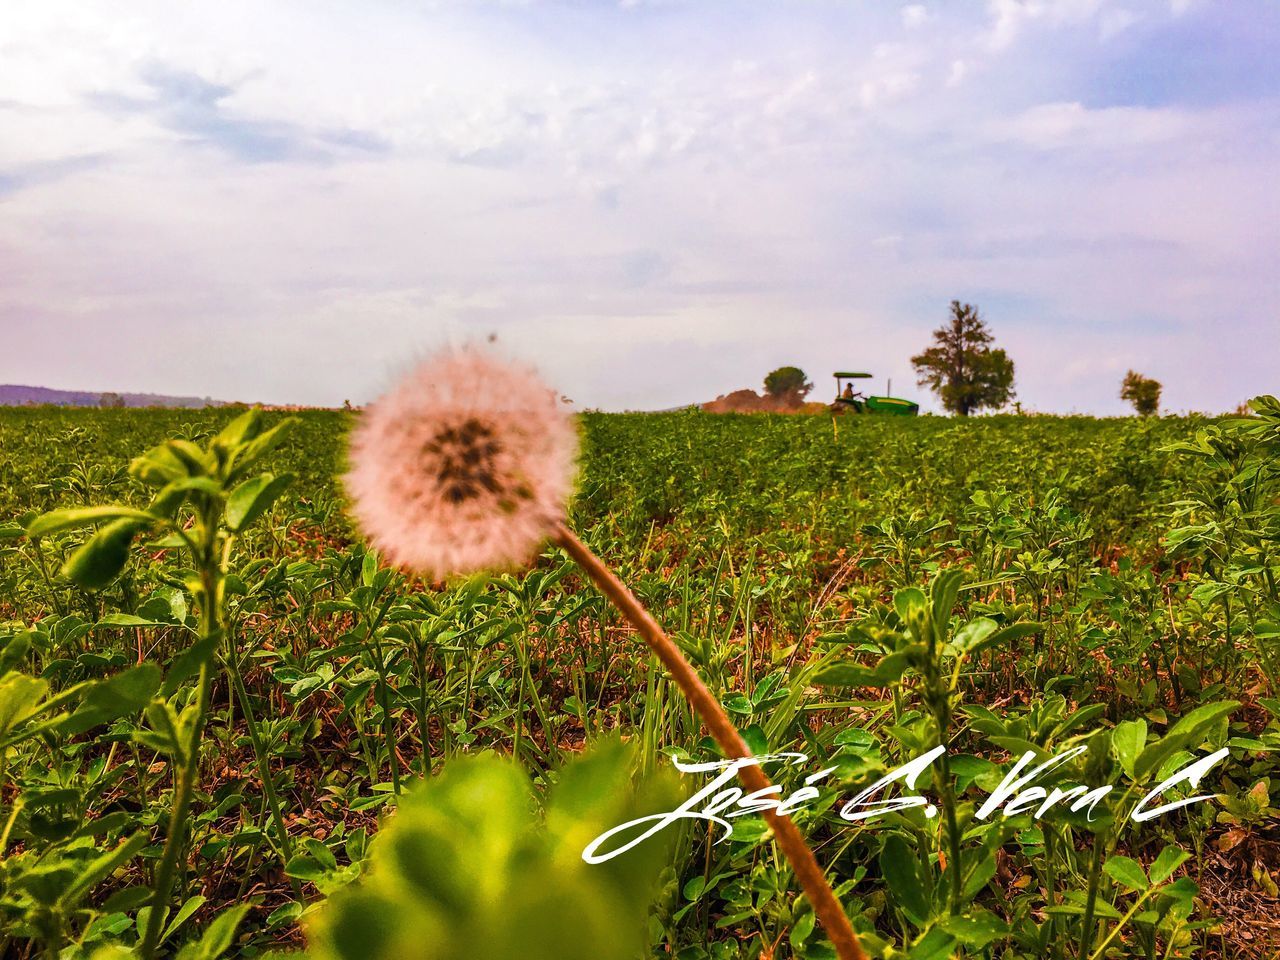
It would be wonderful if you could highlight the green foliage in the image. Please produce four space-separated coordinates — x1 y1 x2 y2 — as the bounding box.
305 739 680 960
1120 371 1162 417
911 301 1016 415
0 400 1275 958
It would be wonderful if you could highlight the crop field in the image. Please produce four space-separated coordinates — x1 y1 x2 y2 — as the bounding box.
0 404 1277 960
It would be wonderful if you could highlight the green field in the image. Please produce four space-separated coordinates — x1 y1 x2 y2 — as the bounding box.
0 406 1277 959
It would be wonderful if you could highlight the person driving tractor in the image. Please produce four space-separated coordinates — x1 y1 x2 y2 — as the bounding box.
831 371 918 415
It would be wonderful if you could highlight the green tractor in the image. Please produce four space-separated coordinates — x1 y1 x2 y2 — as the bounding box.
831 372 919 416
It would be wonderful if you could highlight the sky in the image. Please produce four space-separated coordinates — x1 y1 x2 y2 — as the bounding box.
1 0 1277 414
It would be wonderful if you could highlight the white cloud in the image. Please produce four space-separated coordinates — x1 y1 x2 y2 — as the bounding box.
859 71 921 109
1099 7 1142 40
997 101 1192 150
901 5 931 29
984 0 1109 52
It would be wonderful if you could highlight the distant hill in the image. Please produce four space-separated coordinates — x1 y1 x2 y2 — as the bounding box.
0 385 223 409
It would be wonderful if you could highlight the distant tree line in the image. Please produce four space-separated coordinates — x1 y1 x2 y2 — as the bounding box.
911 301 1162 418
722 299 1167 418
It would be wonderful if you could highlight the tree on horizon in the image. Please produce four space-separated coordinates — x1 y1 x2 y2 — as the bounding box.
1120 370 1161 416
763 366 813 407
911 301 1016 416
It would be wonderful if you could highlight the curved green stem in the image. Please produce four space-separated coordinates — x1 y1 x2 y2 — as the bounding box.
139 656 214 960
226 652 297 866
1078 835 1105 960
369 636 402 795
936 750 964 914
141 517 222 960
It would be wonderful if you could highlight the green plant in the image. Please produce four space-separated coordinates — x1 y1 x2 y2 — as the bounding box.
0 399 1273 958
25 409 297 959
305 738 679 960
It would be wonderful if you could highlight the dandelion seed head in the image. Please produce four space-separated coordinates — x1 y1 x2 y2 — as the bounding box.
344 349 577 578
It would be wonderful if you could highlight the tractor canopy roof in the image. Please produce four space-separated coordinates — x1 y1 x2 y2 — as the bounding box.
833 371 872 379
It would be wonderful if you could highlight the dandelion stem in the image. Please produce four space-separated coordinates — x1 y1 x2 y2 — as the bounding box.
553 524 867 960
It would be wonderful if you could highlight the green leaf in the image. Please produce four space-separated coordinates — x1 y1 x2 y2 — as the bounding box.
1135 701 1238 779
986 735 1050 764
160 476 224 498
940 910 1010 949
814 651 913 688
0 632 32 676
977 621 1044 655
102 885 153 913
176 903 250 960
1054 703 1108 740
907 927 957 960
813 662 877 687
789 909 815 948
361 549 380 587
285 855 329 883
0 673 49 738
146 477 223 520
266 901 304 929
130 443 192 486
893 587 928 625
302 837 338 872
740 723 768 755
1190 582 1231 604
26 505 157 539
215 409 262 449
1148 845 1190 885
59 663 161 736
946 754 995 782
951 618 997 655
161 634 220 698
59 831 148 907
929 569 965 637
879 834 930 925
62 519 147 590
163 895 207 944
226 473 294 532
1113 719 1147 779
97 613 171 629
1103 855 1148 892
229 417 299 480
961 850 998 900
1161 876 1198 907
137 701 185 759
165 440 210 476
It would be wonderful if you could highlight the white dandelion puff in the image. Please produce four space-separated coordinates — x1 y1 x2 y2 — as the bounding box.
344 349 578 578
